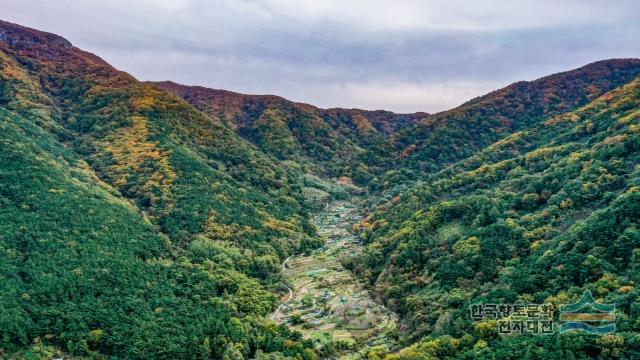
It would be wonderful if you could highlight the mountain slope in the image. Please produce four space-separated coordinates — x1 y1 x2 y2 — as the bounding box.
153 80 423 177
353 73 640 358
371 59 640 189
0 19 318 359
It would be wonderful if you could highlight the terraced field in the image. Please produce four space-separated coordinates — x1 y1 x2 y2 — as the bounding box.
271 200 398 357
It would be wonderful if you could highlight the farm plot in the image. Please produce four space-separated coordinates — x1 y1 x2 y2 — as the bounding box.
271 200 398 357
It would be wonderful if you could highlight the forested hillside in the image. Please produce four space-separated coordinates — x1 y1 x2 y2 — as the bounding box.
352 69 640 359
153 81 423 178
0 20 319 359
367 59 640 191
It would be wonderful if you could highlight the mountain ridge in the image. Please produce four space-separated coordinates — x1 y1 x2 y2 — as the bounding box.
151 80 425 179
152 79 427 134
1 18 321 359
369 57 640 189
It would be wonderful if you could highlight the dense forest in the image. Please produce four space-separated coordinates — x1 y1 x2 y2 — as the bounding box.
1 19 640 359
153 81 424 179
0 20 322 359
351 73 640 359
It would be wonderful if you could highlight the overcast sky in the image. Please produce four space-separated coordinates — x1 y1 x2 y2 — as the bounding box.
3 1 640 113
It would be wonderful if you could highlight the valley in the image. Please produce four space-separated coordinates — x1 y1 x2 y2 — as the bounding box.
2 18 640 360
271 199 398 357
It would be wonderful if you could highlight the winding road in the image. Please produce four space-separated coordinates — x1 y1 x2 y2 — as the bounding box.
270 255 295 320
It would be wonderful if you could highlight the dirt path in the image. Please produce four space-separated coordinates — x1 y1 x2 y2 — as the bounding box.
270 287 293 321
270 199 398 357
270 255 297 321
282 255 294 272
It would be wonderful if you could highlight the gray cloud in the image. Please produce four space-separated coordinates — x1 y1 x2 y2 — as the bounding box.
3 0 640 112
